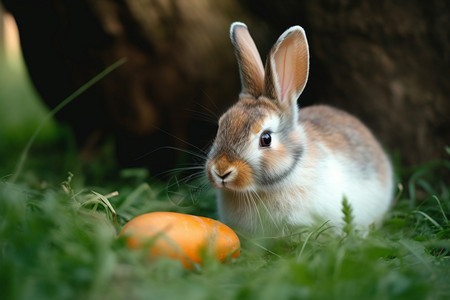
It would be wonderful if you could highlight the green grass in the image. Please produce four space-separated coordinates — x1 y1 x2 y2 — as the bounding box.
1 157 449 300
1 49 449 300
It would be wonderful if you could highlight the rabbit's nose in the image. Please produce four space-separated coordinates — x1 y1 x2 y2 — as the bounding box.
217 170 232 180
211 165 237 183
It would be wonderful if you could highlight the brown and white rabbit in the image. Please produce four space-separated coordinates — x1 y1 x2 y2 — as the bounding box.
205 22 393 235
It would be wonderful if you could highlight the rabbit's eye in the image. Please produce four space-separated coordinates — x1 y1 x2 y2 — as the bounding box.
260 132 272 148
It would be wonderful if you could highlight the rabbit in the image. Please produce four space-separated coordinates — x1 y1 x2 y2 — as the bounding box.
205 22 394 236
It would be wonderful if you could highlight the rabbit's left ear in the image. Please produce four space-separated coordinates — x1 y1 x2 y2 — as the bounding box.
264 26 309 111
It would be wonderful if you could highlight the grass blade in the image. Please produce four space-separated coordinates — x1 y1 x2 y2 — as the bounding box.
413 210 443 230
10 57 128 183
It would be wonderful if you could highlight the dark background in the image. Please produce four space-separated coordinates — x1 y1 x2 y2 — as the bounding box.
2 0 449 175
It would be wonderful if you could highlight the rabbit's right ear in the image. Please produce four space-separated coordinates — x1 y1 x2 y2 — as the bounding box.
264 26 309 114
230 22 265 98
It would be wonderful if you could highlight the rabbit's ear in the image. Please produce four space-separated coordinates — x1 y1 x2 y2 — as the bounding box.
230 22 265 97
264 26 309 111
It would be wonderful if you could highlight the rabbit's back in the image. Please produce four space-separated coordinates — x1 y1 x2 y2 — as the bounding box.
300 105 389 179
